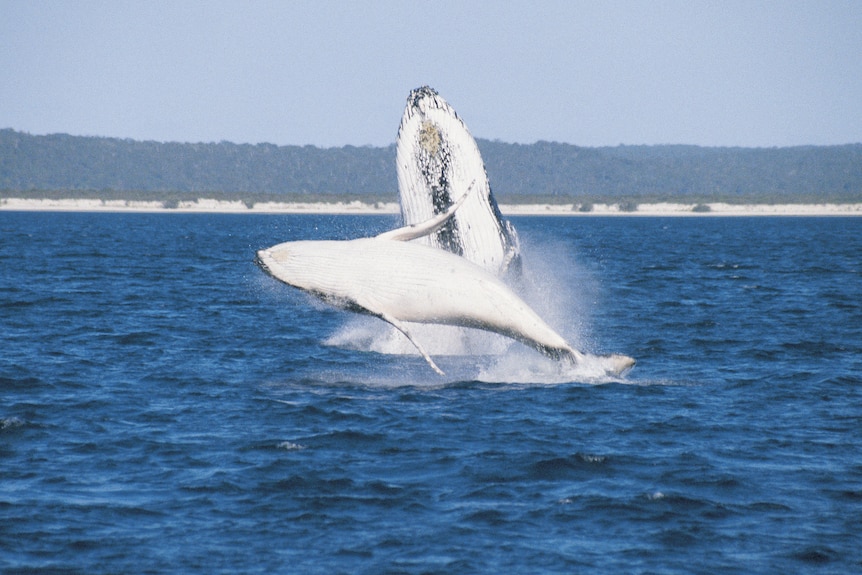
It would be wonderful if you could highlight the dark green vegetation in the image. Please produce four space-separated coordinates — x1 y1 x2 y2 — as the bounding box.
2 129 860 205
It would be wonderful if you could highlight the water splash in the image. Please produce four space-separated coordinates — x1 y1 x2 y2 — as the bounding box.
320 235 633 384
325 317 510 357
476 349 633 385
265 206 634 386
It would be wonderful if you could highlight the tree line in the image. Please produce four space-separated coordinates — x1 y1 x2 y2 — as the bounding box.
2 129 860 204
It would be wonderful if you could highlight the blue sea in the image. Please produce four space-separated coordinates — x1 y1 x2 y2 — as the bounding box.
2 212 861 574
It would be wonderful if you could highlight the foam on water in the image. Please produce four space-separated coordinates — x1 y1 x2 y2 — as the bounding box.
324 321 632 386
0 416 26 431
476 349 633 385
325 318 511 357
276 440 306 451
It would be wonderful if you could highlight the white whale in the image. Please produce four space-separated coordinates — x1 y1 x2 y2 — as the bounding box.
396 86 521 276
256 190 635 377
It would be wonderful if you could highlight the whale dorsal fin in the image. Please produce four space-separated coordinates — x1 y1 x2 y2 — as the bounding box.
375 180 475 242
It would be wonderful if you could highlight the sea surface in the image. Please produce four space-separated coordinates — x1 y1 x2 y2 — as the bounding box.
2 212 861 574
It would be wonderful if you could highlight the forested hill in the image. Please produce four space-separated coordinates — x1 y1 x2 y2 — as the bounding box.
2 128 860 203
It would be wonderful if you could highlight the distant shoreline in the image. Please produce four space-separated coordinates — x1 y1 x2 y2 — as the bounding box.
1 197 861 216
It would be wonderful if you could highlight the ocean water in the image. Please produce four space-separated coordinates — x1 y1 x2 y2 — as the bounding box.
1 212 860 574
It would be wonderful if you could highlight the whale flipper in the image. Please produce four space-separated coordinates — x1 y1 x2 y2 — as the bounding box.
376 180 474 242
378 312 445 375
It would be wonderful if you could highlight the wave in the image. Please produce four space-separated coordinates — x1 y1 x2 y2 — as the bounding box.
1 416 26 431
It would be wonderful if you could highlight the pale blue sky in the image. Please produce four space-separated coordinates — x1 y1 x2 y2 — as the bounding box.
2 0 860 148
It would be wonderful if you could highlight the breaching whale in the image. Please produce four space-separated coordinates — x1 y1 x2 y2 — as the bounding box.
256 187 635 377
396 86 521 276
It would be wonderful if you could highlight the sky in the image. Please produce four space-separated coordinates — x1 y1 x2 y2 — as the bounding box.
2 0 861 148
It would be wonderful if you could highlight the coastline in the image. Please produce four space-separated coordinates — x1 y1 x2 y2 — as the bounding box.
1 197 861 216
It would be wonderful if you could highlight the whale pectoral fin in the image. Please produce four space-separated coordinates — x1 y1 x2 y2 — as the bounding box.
376 179 476 242
378 313 446 376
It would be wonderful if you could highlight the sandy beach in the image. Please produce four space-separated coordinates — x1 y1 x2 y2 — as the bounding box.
1 197 860 216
